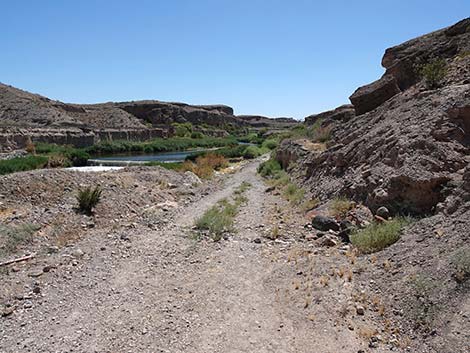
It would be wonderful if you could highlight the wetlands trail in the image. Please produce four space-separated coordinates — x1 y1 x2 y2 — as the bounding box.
1 159 373 353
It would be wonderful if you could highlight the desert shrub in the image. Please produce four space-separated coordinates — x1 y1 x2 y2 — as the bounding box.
195 204 233 241
312 125 333 142
180 153 228 179
197 153 228 170
0 223 40 256
409 274 441 330
68 149 90 166
351 217 410 253
451 248 470 283
172 122 193 137
257 158 282 177
238 133 263 144
190 131 204 139
283 183 305 205
420 58 447 89
242 146 262 159
76 186 102 214
330 197 354 218
270 170 290 187
35 143 90 166
47 153 71 168
145 161 182 170
301 198 320 212
213 145 247 159
261 138 278 150
86 136 237 155
25 137 36 154
242 146 269 159
0 155 48 175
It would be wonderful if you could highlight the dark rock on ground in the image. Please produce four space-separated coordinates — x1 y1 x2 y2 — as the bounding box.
311 215 340 232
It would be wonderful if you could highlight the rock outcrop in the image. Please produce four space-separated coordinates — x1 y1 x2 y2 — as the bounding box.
304 104 355 125
278 20 470 351
349 18 470 116
279 18 470 216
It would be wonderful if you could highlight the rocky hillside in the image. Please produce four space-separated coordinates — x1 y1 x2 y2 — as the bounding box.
0 84 299 151
277 18 470 351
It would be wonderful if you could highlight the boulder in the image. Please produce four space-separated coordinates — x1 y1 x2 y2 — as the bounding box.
311 215 340 232
376 206 390 219
349 75 401 116
304 104 355 125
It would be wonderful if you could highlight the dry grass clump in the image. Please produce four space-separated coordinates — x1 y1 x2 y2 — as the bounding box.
329 197 354 218
0 223 40 256
181 153 228 179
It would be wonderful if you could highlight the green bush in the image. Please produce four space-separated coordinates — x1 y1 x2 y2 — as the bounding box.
257 158 282 177
68 149 90 166
86 136 237 155
420 58 447 89
0 155 49 175
172 122 193 137
242 146 269 159
351 217 410 253
35 143 90 166
76 186 102 214
145 161 182 170
261 138 278 150
214 145 247 159
190 131 204 139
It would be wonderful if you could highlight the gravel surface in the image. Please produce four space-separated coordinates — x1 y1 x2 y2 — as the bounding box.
1 160 410 352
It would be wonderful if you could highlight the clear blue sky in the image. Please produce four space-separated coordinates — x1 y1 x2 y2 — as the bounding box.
1 1 468 119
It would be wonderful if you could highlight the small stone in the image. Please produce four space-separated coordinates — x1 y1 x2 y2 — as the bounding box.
23 301 33 309
28 271 43 278
1 306 15 317
32 286 41 294
43 265 55 273
253 238 262 244
71 248 84 258
318 235 338 247
356 305 365 315
376 206 390 219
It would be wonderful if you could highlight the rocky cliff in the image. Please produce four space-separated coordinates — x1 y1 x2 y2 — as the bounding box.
278 18 470 351
0 84 298 151
286 18 470 215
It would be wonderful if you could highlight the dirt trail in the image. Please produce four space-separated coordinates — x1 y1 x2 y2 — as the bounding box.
1 160 379 353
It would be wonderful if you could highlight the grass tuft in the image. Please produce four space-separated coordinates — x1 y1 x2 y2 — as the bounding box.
194 182 251 241
350 217 410 253
77 186 102 214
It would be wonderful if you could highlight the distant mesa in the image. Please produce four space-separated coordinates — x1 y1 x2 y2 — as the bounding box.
0 83 298 151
